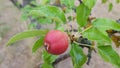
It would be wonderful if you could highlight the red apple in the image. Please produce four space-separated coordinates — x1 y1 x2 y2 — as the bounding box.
44 30 69 55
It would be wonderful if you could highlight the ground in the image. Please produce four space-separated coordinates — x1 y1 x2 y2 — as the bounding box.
0 0 120 68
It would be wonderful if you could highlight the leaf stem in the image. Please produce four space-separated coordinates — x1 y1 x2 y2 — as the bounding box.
80 25 93 34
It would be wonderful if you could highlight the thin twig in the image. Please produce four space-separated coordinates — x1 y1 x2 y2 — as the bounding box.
86 48 92 65
10 0 23 9
74 41 91 48
35 53 70 68
78 0 83 4
52 53 70 67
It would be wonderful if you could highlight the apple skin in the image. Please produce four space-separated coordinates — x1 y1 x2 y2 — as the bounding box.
44 30 69 55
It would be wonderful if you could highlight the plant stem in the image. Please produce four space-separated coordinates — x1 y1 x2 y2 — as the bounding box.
52 53 70 67
78 0 83 4
80 25 93 34
74 41 91 47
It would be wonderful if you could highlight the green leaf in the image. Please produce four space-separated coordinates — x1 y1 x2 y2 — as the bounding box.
102 0 108 3
37 17 52 24
28 23 37 29
83 0 97 9
70 43 87 68
92 18 120 36
40 0 50 5
82 26 111 43
41 63 53 68
29 6 66 24
108 3 113 12
60 0 74 8
98 45 120 67
32 36 44 53
42 50 57 64
55 23 65 31
7 30 48 45
76 4 91 27
21 5 34 21
116 0 120 3
82 18 120 44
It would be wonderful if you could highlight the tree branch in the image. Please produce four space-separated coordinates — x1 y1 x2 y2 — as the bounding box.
23 0 36 7
52 53 70 67
78 0 83 4
10 0 23 9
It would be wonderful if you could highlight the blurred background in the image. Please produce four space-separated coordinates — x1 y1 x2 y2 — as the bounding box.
0 0 120 68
